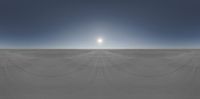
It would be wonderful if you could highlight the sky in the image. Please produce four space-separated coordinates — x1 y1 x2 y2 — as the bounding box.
0 0 200 49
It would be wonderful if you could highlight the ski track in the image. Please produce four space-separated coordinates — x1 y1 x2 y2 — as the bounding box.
0 49 199 99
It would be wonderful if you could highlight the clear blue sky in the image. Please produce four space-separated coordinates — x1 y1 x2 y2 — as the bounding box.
0 0 200 49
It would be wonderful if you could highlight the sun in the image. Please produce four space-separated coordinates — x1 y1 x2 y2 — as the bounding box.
97 38 103 44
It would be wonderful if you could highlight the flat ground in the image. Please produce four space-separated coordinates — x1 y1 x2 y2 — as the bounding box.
0 49 200 99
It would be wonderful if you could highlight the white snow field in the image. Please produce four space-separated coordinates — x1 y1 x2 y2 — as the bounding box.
0 49 199 99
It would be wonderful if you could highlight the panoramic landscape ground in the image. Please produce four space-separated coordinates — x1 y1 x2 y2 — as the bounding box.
0 49 200 99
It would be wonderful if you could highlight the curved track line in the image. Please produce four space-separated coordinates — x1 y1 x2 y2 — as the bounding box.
108 58 193 78
5 52 95 78
3 51 99 95
7 59 90 78
105 51 194 78
100 51 197 95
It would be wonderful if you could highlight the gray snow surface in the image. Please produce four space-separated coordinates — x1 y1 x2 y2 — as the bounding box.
0 49 200 99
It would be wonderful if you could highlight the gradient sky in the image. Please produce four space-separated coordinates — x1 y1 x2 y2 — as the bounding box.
0 0 200 49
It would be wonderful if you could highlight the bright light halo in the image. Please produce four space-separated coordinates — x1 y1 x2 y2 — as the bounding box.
97 38 103 44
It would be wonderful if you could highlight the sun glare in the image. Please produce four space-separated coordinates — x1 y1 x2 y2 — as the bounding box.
97 38 103 44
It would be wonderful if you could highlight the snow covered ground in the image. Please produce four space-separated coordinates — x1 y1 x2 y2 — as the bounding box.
0 49 199 99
